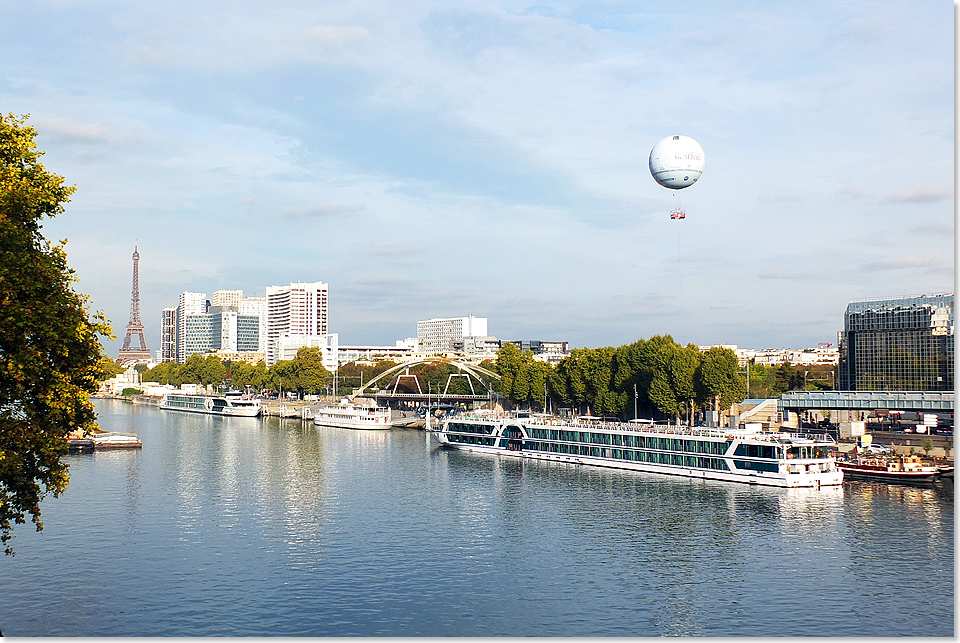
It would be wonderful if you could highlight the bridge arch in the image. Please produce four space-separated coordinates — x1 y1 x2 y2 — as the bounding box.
350 357 500 400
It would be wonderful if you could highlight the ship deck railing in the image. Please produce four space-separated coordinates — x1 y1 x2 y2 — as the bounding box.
448 414 836 444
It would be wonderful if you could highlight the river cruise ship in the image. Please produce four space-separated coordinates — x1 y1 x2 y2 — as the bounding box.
159 392 262 417
314 399 393 430
431 414 843 488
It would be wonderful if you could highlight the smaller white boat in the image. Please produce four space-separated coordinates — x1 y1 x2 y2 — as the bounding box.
314 399 392 430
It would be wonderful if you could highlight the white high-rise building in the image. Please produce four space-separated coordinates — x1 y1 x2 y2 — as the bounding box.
265 281 329 365
160 307 177 362
212 289 243 308
417 315 488 352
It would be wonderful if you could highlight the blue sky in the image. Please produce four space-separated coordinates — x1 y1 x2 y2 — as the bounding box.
2 1 954 356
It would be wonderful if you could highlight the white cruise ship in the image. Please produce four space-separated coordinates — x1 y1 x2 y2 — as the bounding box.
159 392 262 417
431 414 843 488
314 399 393 430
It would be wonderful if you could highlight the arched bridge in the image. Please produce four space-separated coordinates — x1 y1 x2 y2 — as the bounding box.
349 357 501 404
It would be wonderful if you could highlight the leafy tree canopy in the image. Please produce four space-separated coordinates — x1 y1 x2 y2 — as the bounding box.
0 114 111 554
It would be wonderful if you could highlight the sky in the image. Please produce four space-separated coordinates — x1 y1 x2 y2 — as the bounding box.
2 0 954 357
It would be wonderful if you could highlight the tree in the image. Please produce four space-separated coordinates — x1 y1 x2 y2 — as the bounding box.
199 356 226 388
494 342 525 400
696 346 747 419
0 113 111 554
142 361 174 385
291 347 329 396
647 340 695 424
96 357 126 381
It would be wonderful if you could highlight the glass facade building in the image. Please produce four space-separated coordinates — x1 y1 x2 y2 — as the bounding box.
838 294 954 391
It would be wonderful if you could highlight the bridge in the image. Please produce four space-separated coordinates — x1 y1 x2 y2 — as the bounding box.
348 357 502 407
779 391 954 414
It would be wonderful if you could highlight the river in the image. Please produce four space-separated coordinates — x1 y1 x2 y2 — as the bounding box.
0 399 953 636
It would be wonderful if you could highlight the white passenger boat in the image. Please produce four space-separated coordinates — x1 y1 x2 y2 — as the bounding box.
314 399 392 430
159 392 262 417
431 414 843 488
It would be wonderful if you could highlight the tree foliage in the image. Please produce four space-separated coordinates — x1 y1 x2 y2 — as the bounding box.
509 335 747 423
0 114 111 554
96 357 126 381
697 346 747 413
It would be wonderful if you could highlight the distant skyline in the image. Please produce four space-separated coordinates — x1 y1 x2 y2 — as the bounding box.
3 1 953 356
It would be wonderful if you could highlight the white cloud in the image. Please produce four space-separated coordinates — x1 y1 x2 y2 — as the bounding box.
860 255 952 273
885 186 953 204
305 25 370 47
280 203 366 219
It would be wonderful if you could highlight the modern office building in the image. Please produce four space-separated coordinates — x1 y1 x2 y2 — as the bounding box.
178 306 260 361
417 315 488 352
166 291 261 363
240 296 267 357
176 292 208 363
265 281 329 365
838 293 954 391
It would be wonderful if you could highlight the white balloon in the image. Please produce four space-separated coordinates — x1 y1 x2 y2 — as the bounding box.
649 135 705 190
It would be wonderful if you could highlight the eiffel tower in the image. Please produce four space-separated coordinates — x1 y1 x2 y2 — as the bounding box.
116 246 153 365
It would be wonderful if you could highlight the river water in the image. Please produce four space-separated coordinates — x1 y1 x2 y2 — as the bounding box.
0 400 953 636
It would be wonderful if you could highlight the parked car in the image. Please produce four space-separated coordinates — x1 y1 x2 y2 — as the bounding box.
863 444 891 455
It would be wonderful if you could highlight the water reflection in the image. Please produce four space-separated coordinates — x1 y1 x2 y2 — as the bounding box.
1 401 950 637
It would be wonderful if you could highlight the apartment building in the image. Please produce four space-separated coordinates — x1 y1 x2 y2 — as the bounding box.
265 281 329 365
417 315 487 352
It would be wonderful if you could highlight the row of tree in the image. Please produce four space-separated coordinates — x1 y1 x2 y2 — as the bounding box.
495 336 747 423
141 348 331 398
131 339 835 423
493 339 837 422
139 352 499 399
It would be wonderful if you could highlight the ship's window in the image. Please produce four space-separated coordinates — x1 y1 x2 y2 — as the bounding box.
734 444 777 459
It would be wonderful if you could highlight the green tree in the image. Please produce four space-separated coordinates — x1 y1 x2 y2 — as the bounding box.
696 346 747 417
0 113 111 554
552 346 624 416
495 342 525 400
142 361 174 385
178 354 206 385
553 348 589 412
96 357 126 381
248 361 274 393
291 347 329 396
199 356 226 388
670 345 700 424
647 340 692 424
271 359 297 396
